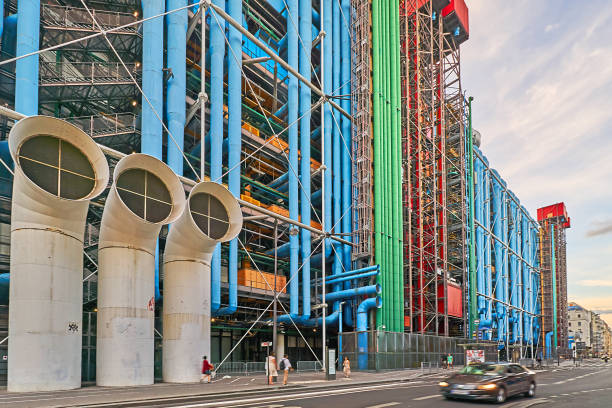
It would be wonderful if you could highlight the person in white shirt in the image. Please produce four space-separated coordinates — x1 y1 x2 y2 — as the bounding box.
280 354 292 385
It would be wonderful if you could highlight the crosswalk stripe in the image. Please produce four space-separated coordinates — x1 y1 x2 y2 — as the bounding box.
413 394 441 400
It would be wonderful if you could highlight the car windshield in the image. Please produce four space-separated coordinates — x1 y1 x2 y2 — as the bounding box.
459 364 504 376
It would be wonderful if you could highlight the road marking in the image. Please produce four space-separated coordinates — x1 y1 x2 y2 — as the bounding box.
413 394 441 400
230 378 240 384
366 403 401 408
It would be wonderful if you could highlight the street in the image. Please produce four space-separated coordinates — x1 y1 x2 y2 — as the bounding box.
139 360 612 408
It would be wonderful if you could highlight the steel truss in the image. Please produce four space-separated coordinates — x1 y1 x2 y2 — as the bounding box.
401 0 466 336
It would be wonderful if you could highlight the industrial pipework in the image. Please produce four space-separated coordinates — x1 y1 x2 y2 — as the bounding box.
96 153 185 386
7 116 109 392
163 181 243 383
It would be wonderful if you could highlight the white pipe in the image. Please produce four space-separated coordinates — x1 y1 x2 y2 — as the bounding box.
7 116 109 392
162 181 242 383
96 153 186 386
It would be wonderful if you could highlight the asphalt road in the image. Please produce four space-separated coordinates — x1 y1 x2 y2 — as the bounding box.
148 360 612 408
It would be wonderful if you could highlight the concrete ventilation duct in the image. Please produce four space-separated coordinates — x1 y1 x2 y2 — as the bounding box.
473 129 482 147
162 181 242 383
96 153 185 386
7 116 109 392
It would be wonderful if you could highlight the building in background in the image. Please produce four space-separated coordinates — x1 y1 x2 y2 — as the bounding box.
591 313 611 358
568 303 592 356
538 203 570 359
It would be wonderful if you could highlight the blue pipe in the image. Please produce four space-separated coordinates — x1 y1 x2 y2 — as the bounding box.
302 310 339 327
491 169 505 342
277 0 300 323
331 0 342 290
210 0 226 314
545 331 554 359
325 270 379 285
269 172 288 188
521 207 530 343
323 265 379 280
215 0 243 316
474 153 485 317
15 0 39 115
357 296 382 370
2 14 17 57
508 192 519 343
340 0 353 327
0 273 8 305
299 0 312 322
323 0 333 263
166 0 187 175
500 175 509 346
0 1 4 41
325 284 381 303
142 0 165 301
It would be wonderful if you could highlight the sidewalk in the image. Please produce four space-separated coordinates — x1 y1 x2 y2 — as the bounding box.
0 369 425 408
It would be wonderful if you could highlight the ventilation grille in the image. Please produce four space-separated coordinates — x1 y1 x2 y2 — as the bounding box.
116 168 172 223
18 135 95 199
190 192 229 240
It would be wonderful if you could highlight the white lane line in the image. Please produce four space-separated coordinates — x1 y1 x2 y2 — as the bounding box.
366 403 401 408
230 378 240 384
413 394 441 400
168 382 423 408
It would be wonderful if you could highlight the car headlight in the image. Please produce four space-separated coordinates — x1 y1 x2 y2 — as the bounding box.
439 381 449 387
477 383 498 390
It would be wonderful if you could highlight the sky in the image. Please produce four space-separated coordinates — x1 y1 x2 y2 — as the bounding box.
461 1 612 326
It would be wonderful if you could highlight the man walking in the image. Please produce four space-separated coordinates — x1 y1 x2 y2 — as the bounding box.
279 354 292 385
447 353 454 369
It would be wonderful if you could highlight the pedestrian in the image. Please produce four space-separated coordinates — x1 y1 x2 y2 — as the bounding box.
267 352 278 385
279 354 292 385
343 356 351 378
441 354 447 369
447 353 454 369
201 355 214 383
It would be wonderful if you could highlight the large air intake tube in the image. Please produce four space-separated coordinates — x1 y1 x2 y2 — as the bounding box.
162 181 242 383
96 153 185 386
7 116 109 392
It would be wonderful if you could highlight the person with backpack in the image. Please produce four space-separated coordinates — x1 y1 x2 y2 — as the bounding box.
201 356 214 383
279 354 292 385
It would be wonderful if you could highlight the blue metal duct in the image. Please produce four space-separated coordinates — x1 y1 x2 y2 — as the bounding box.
2 14 17 57
142 0 165 300
166 0 187 175
323 0 333 265
340 0 353 327
325 284 381 303
215 0 243 316
357 296 382 369
491 169 505 343
299 0 312 323
520 206 531 343
210 0 226 314
331 0 342 293
15 0 39 115
508 192 519 343
325 270 379 286
277 0 300 324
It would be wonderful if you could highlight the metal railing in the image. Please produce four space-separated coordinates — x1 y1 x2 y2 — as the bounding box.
296 361 323 372
67 113 138 139
42 4 140 34
40 62 141 86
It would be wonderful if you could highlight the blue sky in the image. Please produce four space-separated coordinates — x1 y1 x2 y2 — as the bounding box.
461 1 612 326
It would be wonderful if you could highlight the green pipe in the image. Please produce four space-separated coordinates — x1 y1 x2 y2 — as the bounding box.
467 97 477 338
380 0 387 329
551 224 557 352
392 0 403 332
373 0 383 327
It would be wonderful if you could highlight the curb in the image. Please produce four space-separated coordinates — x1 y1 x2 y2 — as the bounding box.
71 374 424 407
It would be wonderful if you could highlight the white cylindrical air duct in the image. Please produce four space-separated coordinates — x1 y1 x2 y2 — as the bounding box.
162 181 242 383
96 153 185 386
7 116 109 392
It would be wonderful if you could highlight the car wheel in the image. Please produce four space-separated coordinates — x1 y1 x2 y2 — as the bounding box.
524 382 536 398
495 387 506 404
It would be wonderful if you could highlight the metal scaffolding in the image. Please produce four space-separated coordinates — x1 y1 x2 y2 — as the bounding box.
400 0 466 336
350 0 373 262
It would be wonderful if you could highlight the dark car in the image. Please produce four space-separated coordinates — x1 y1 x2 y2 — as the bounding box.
439 362 536 403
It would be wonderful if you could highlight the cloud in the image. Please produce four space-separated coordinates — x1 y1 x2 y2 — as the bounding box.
586 220 612 237
577 280 612 287
545 23 559 32
593 309 612 315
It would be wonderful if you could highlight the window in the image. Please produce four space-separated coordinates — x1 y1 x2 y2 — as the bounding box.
510 365 525 373
578 322 581 326
569 322 571 327
578 314 581 318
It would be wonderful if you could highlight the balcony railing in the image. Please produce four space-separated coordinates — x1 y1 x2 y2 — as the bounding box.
42 4 140 34
39 62 141 86
67 113 138 139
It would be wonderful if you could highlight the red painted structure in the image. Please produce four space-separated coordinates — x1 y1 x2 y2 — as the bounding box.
537 202 571 228
438 282 463 318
